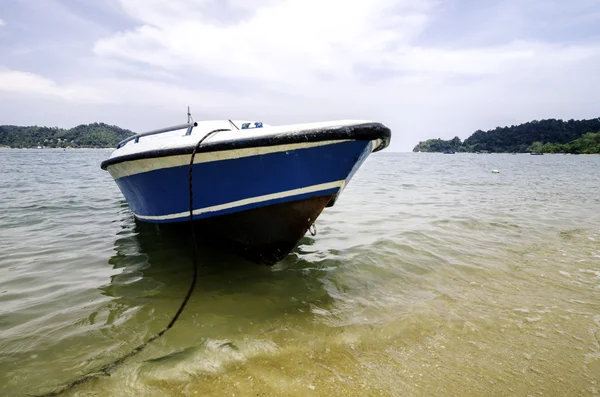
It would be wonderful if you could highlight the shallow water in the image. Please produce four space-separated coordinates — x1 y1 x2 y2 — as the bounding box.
1 149 599 396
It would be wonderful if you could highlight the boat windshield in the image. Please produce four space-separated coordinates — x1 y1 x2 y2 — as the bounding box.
241 122 263 129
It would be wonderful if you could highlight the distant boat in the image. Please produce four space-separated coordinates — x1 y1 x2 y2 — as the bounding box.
100 111 391 265
530 152 544 155
443 150 455 154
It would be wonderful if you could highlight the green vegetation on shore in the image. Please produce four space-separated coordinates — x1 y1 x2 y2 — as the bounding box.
0 123 134 148
413 117 600 154
528 132 600 154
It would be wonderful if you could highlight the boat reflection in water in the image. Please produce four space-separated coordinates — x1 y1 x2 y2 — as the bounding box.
29 211 338 396
98 214 336 349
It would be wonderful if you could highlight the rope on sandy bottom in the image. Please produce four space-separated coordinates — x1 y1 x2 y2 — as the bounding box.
34 131 221 397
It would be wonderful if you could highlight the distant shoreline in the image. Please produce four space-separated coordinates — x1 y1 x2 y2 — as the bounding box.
0 122 133 149
412 117 600 154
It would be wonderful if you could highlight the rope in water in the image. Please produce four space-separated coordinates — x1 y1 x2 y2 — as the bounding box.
35 131 220 396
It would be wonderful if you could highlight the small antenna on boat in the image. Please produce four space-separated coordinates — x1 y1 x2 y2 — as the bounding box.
184 106 197 136
229 120 239 130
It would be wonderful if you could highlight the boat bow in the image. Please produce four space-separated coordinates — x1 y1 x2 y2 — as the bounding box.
101 118 391 264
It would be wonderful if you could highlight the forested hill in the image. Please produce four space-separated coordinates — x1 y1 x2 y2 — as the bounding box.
413 117 600 154
0 123 135 148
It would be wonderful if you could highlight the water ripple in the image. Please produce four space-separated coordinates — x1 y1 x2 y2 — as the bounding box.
1 150 600 396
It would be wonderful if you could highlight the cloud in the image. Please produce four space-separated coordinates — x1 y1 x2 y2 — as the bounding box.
93 0 600 84
0 70 59 96
91 1 600 118
0 18 5 27
0 68 245 107
1 0 600 150
94 0 434 94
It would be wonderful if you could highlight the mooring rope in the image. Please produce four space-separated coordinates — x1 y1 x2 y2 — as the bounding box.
34 131 220 396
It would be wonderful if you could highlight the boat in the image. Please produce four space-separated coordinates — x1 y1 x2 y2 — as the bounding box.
100 111 391 265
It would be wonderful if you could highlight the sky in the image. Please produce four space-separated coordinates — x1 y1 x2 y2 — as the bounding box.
0 0 599 151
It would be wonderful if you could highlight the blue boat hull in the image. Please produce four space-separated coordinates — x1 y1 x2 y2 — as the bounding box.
110 139 373 223
101 121 391 264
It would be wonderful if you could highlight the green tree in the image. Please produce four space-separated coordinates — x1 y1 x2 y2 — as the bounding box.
529 141 544 153
413 117 600 153
0 123 134 148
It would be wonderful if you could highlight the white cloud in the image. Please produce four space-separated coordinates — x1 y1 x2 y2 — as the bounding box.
1 0 600 150
0 70 62 97
0 68 283 111
94 0 434 93
0 69 108 103
0 18 5 27
93 1 600 119
95 1 599 84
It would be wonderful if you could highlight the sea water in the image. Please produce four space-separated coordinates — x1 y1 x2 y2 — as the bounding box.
0 149 599 396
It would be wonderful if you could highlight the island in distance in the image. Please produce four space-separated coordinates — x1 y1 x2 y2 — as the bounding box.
0 123 134 149
413 117 600 154
2 117 599 155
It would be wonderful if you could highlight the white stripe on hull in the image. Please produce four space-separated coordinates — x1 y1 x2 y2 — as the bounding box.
134 180 345 221
108 140 351 180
